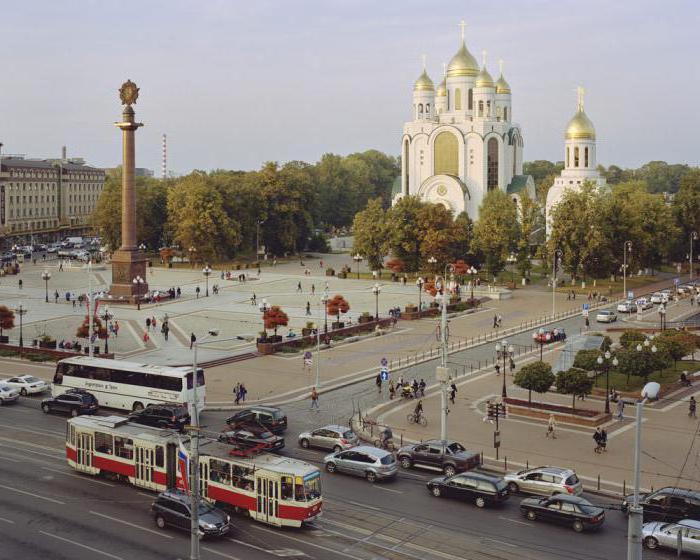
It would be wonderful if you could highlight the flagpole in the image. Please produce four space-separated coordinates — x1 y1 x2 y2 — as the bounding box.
88 261 93 357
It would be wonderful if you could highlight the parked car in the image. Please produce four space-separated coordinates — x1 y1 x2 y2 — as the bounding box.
128 404 190 431
533 328 567 344
298 425 359 452
41 391 98 416
617 301 638 313
226 406 287 434
676 285 692 295
643 519 700 553
218 424 285 451
152 490 231 537
397 439 481 476
622 487 700 522
595 310 617 323
3 375 48 395
520 494 605 532
427 472 509 508
47 244 60 253
504 466 583 496
650 292 668 304
0 384 20 405
636 298 653 310
324 446 398 482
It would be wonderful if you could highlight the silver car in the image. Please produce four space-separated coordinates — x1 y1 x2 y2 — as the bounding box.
324 445 398 482
298 424 359 452
0 384 19 404
643 519 700 553
504 467 583 497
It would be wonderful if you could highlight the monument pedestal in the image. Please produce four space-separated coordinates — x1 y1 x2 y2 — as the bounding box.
110 249 148 300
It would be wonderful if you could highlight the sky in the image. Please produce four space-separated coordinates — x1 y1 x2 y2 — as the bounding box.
2 0 698 174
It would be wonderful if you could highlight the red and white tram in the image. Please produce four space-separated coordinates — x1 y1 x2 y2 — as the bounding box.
66 416 322 527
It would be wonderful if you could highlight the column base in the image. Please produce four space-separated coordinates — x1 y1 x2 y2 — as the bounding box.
110 249 148 299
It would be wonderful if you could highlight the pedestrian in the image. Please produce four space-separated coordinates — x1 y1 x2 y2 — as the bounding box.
239 384 247 402
585 316 590 329
54 290 59 303
509 357 515 373
449 382 457 404
593 428 603 453
146 317 151 331
59 261 63 272
257 266 261 277
310 387 319 410
306 301 311 316
600 428 608 452
311 284 315 295
143 330 150 343
389 380 395 400
190 332 196 350
163 323 169 341
176 287 181 298
493 314 498 328
419 378 426 397
113 321 119 337
375 373 382 393
495 363 501 376
690 396 697 419
151 316 157 331
297 281 302 293
18 279 22 289
616 398 625 420
233 383 241 404
195 286 200 299
251 293 257 305
497 314 503 328
546 415 557 438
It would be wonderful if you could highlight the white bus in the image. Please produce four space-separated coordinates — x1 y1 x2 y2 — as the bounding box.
52 356 205 412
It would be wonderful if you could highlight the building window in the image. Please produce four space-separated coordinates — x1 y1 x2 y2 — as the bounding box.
503 107 508 121
426 103 430 116
478 100 484 117
487 137 499 191
486 101 491 116
584 147 589 167
446 90 450 111
574 146 580 167
403 140 410 192
566 147 570 167
468 89 473 110
434 132 459 176
418 103 423 119
455 88 462 110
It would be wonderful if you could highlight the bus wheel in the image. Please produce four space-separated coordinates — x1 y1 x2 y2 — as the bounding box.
132 402 144 412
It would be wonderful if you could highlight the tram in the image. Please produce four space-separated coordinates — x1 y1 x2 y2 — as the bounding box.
66 416 322 527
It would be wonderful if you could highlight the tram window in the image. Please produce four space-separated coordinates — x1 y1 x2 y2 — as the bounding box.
95 431 114 455
155 446 164 468
210 459 231 484
295 482 305 502
281 476 293 500
115 437 133 460
70 425 75 446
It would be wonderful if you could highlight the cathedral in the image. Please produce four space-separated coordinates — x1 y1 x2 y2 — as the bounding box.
394 23 535 220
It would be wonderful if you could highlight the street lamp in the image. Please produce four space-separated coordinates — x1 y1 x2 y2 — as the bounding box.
552 248 563 317
100 306 112 354
353 253 362 280
41 269 51 303
596 350 619 414
467 266 478 301
622 241 632 299
256 219 265 259
495 340 513 398
372 283 381 321
691 231 698 281
533 327 546 361
636 338 658 380
507 253 517 286
202 265 212 297
322 292 329 333
15 302 27 352
658 304 666 331
139 243 146 252
189 246 197 268
316 291 329 387
132 276 145 310
416 276 425 316
427 256 437 273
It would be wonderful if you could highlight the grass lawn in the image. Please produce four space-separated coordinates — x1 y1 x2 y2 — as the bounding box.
593 360 700 392
556 274 665 296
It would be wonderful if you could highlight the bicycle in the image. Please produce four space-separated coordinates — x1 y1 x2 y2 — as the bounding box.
373 438 397 451
406 412 428 427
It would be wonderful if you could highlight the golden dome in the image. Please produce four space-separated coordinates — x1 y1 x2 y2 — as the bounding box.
565 109 596 140
414 70 435 92
436 77 447 97
495 74 511 94
446 42 479 77
476 66 495 88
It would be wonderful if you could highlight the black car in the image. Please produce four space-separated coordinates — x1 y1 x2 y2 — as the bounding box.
152 490 231 537
622 487 700 522
226 406 287 434
41 391 98 417
218 424 285 451
128 404 190 431
520 494 605 532
397 439 481 476
427 472 509 508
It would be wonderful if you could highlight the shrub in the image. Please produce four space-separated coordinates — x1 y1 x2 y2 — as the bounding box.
573 349 600 371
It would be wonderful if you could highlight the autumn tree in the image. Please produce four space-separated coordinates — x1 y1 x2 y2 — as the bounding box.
472 190 520 276
352 198 389 272
76 316 108 341
263 306 289 337
326 295 350 324
0 306 15 338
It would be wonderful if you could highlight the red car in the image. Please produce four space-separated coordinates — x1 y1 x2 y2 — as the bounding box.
533 328 567 344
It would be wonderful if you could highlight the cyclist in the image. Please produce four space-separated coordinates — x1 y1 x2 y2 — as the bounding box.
413 399 424 422
379 426 393 449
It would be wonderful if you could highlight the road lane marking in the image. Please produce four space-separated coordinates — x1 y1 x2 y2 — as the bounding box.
43 467 115 487
0 422 64 439
498 516 531 526
39 531 124 560
89 510 173 538
374 486 403 494
0 483 65 504
0 454 22 462
251 525 366 560
226 538 305 557
0 517 15 524
201 547 242 560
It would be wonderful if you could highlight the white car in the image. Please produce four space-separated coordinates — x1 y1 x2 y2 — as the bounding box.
617 301 637 313
596 310 617 323
643 519 700 553
636 298 653 310
3 375 48 396
650 292 668 304
0 384 19 404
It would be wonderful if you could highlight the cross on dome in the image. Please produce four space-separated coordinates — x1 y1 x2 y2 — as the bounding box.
442 62 447 76
422 54 427 71
459 20 466 42
482 50 488 67
499 59 504 74
577 86 585 111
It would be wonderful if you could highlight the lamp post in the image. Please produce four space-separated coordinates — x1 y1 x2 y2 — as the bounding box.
437 263 455 441
622 241 632 299
256 219 265 259
101 306 112 354
691 231 698 281
416 277 424 316
16 302 27 352
41 269 51 303
132 275 145 311
659 305 666 331
353 253 362 280
495 340 513 398
372 283 381 321
139 243 146 253
189 246 196 268
507 253 517 286
596 351 618 414
636 339 658 381
316 291 328 388
533 328 546 361
552 249 563 317
427 256 437 273
202 265 212 297
323 292 329 333
468 266 478 301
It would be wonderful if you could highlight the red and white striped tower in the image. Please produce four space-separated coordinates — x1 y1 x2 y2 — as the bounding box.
161 133 167 180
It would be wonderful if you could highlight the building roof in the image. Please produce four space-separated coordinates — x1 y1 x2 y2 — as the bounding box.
506 175 531 194
0 156 102 172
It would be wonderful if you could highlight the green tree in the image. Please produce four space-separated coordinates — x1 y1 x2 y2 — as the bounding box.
387 196 424 272
555 368 594 410
513 361 554 404
636 161 689 194
516 191 541 278
416 203 457 271
619 330 647 349
91 175 122 251
673 169 700 259
655 332 695 368
450 212 475 263
472 190 520 277
572 349 600 371
352 198 389 271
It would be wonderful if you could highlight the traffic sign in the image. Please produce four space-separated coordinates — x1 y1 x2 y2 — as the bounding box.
380 357 388 367
582 303 589 310
494 430 501 448
380 369 389 382
627 291 634 300
674 278 680 286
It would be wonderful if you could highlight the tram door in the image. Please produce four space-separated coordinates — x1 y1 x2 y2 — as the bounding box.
134 444 157 490
256 475 280 525
199 460 209 499
75 432 94 473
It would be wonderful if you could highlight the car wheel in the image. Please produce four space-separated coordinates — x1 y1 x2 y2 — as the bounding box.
20 388 27 396
431 486 442 497
41 403 50 414
644 536 658 550
71 408 79 417
400 457 412 469
507 482 519 494
443 464 456 477
132 402 144 412
300 439 309 449
365 471 377 483
155 515 166 529
325 462 336 473
526 510 536 521
333 445 342 453
475 496 486 508
572 520 584 533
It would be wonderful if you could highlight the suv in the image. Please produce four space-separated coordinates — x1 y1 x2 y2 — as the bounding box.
397 439 481 476
622 487 700 522
152 490 231 537
128 404 190 431
324 446 398 482
226 406 287 434
41 391 98 416
504 466 583 497
298 425 359 452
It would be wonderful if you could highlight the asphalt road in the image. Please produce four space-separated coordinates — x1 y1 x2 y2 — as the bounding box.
0 395 684 560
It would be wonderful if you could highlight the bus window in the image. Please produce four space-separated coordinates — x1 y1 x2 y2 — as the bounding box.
95 431 114 455
197 370 205 387
295 480 305 502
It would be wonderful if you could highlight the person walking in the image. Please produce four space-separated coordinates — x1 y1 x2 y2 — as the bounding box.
18 279 22 290
143 330 150 343
690 396 697 419
151 316 157 331
162 323 169 341
233 383 241 405
615 398 625 420
239 384 247 402
375 373 382 393
311 284 315 295
546 415 557 438
54 290 59 303
497 314 503 328
593 427 603 453
306 301 311 316
190 332 196 350
449 382 457 404
388 380 395 400
146 317 151 331
493 314 498 328
297 281 302 293
419 379 426 397
251 293 257 306
195 286 201 299
600 428 608 452
113 321 120 337
495 363 501 376
310 387 319 411
509 357 516 373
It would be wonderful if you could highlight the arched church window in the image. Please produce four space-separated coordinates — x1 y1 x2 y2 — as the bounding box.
478 100 484 117
574 147 580 167
468 89 473 110
446 90 450 111
426 103 431 116
434 132 459 176
455 89 462 110
418 104 423 119
566 147 570 167
584 147 589 167
486 101 491 116
487 137 499 191
503 107 508 121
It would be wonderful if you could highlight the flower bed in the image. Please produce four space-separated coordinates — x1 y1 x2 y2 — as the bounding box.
505 397 611 427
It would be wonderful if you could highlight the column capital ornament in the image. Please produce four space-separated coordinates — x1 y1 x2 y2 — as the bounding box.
119 80 140 106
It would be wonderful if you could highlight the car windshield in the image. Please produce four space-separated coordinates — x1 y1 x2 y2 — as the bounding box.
270 410 285 420
343 430 355 439
578 503 598 514
566 474 579 485
24 377 41 383
198 503 215 515
380 454 395 465
301 472 321 501
495 480 508 491
447 443 466 454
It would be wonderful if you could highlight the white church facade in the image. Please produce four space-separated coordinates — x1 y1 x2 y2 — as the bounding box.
394 24 535 220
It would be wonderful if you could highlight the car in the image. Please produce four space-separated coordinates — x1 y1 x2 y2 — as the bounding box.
643 519 700 553
218 424 285 451
324 446 398 482
152 490 231 537
41 391 98 416
427 472 510 508
298 425 359 452
226 406 287 434
617 301 637 313
0 384 20 404
128 404 190 431
636 298 653 310
677 285 692 295
47 244 59 253
650 292 668 304
3 375 48 395
520 494 605 532
533 328 567 344
397 439 481 476
595 310 617 323
622 487 700 522
504 466 583 496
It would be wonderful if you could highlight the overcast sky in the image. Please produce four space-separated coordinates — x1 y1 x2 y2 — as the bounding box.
2 0 698 174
